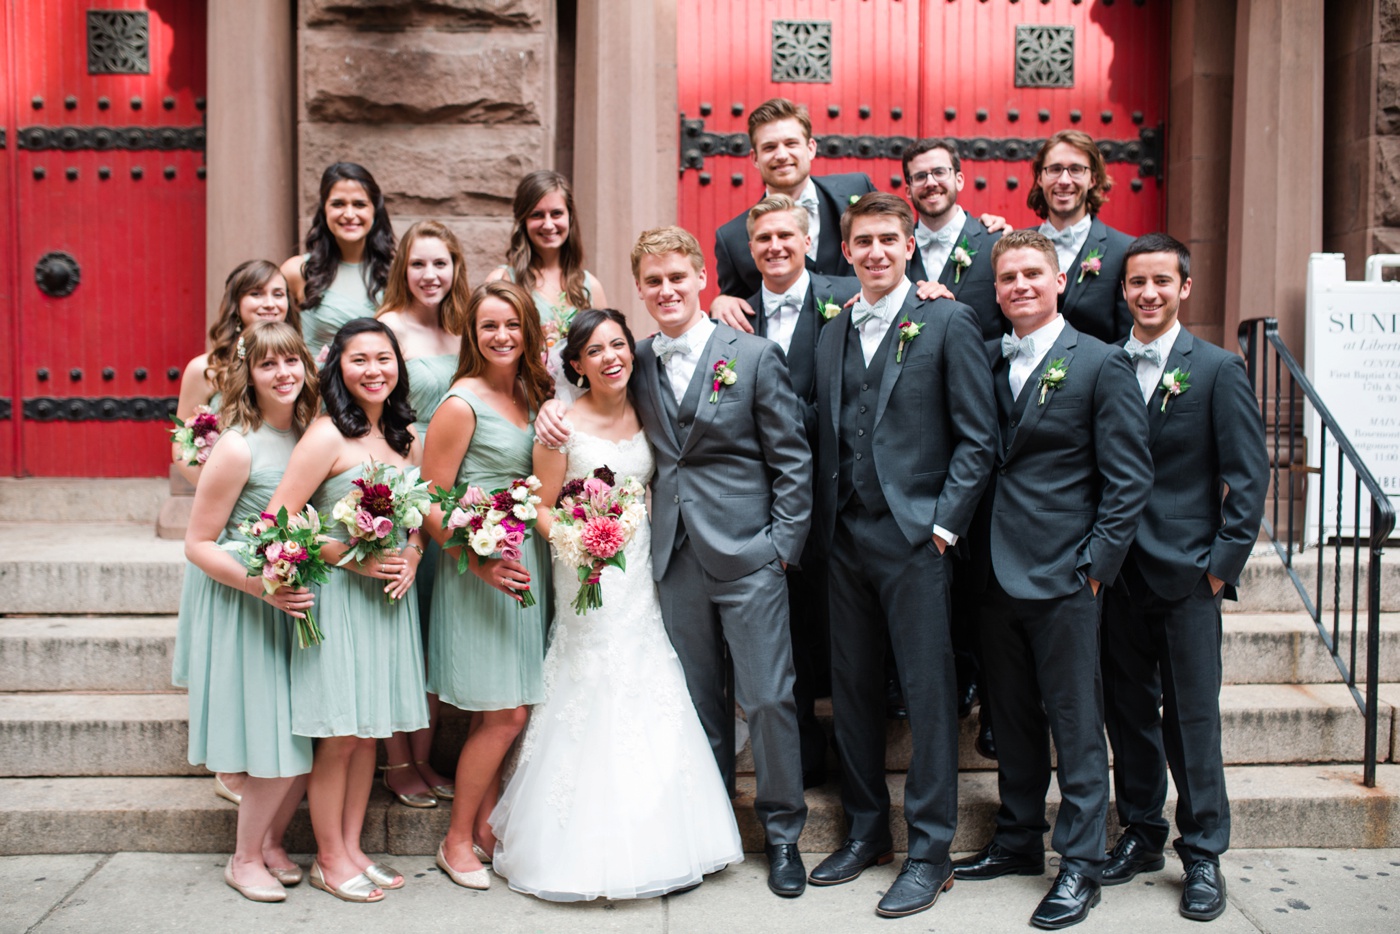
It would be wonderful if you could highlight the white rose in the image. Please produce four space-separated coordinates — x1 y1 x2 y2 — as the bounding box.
401 507 424 530
469 529 496 556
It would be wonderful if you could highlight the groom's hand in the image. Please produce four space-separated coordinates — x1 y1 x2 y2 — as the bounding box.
534 399 571 448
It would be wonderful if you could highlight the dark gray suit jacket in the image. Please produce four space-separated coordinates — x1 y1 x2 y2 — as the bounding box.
635 323 812 582
1024 216 1134 344
1116 329 1268 602
715 172 876 298
813 293 999 550
907 215 1007 342
970 322 1152 600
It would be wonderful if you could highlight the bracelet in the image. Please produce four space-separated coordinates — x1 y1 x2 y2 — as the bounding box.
406 542 425 557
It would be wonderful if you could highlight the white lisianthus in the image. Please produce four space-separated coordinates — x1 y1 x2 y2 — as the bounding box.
469 529 496 556
486 509 506 524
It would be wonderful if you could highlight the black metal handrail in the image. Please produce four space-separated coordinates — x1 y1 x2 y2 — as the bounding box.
1237 317 1395 787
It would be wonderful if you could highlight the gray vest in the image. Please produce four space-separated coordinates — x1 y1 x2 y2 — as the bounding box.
837 320 896 514
658 348 709 547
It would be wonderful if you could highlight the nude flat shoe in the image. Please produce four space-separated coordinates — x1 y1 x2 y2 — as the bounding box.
268 864 303 886
363 862 405 890
472 843 493 867
437 844 490 890
213 775 242 806
224 862 286 903
309 861 385 903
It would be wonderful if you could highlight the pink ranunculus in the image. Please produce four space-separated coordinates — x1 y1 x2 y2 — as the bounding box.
463 486 489 507
580 515 626 559
265 541 283 563
446 507 470 530
1088 257 1102 272
355 509 377 536
503 529 525 548
499 545 521 562
372 515 393 540
262 562 281 580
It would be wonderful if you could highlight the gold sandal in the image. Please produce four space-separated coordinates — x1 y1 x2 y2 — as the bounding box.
415 759 455 799
309 861 384 903
380 762 437 808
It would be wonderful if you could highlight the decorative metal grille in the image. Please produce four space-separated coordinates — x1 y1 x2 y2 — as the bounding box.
87 11 150 75
771 20 832 84
1014 25 1074 89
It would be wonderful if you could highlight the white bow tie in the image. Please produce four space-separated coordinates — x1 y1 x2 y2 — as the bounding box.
764 289 803 317
915 224 955 252
851 297 889 329
1043 225 1077 249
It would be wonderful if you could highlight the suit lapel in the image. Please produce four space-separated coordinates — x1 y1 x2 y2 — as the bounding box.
826 311 850 438
1147 328 1194 447
811 177 845 271
636 340 680 452
748 288 768 340
1003 326 1079 464
873 295 924 429
937 215 982 296
680 326 738 456
787 286 818 395
1059 216 1107 314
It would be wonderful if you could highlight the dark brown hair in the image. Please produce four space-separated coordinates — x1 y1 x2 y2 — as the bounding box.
840 192 916 241
453 280 554 415
505 171 591 313
746 98 812 147
1026 130 1112 219
205 260 299 387
378 220 470 335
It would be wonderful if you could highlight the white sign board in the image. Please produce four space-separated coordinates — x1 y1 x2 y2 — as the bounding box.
1303 253 1400 542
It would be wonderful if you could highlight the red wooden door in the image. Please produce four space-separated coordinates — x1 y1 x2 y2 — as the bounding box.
1 0 206 477
678 0 1169 306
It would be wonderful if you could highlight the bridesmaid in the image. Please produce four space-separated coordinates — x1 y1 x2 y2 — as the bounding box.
172 260 299 807
422 280 553 889
486 170 607 388
267 318 429 903
182 320 319 902
375 220 468 807
282 162 396 361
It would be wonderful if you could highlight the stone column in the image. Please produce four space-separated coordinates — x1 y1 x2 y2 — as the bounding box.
1223 0 1325 355
571 0 678 333
1165 0 1237 349
166 0 296 539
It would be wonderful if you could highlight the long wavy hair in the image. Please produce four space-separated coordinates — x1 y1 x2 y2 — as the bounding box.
505 170 590 312
377 220 470 336
218 321 319 435
453 280 553 414
204 260 299 386
560 308 635 393
1026 129 1112 220
301 162 396 311
320 318 416 457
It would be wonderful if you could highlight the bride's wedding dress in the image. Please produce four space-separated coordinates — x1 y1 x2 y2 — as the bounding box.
489 427 743 901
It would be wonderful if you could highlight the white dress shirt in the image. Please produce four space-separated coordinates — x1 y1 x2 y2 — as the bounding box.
1008 314 1067 399
915 206 967 282
760 270 810 356
1127 320 1181 403
659 316 715 407
770 177 821 261
851 277 913 366
1038 215 1093 277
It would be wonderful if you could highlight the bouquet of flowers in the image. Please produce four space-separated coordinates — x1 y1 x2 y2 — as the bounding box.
549 466 646 615
432 475 543 607
169 406 220 466
223 506 331 648
330 460 434 599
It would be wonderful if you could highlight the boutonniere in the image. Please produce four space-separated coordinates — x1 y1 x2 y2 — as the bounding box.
895 315 923 363
1037 357 1068 405
1159 367 1191 412
708 358 737 403
1077 248 1103 284
820 294 842 320
952 237 976 284
849 194 861 205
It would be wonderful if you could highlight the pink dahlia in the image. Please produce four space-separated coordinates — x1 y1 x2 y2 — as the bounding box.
580 515 625 559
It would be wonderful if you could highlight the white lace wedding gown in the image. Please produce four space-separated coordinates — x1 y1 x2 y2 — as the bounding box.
489 428 743 901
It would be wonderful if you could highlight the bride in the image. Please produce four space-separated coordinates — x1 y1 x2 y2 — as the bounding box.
489 308 743 900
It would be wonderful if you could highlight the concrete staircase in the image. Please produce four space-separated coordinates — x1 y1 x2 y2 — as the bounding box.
1 480 1398 855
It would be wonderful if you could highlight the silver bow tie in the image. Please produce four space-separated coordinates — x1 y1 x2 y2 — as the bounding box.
1001 333 1035 360
915 224 954 251
1042 225 1077 249
653 333 692 365
1124 340 1163 366
796 193 819 218
766 293 802 318
851 300 885 329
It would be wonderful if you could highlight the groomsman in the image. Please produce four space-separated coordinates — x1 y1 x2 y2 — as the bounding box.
955 230 1151 930
1027 130 1134 344
1100 233 1267 922
808 193 998 918
712 98 875 329
902 138 1008 341
744 194 860 786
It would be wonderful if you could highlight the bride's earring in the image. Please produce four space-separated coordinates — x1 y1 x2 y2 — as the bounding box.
575 374 586 388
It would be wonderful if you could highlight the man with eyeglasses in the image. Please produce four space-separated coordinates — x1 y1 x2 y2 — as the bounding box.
1026 130 1134 344
903 139 1009 343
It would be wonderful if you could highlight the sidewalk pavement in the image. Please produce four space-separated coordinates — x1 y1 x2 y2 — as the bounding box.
4 849 1397 934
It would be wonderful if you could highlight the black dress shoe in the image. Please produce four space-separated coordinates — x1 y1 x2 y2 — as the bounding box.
885 677 908 720
808 838 894 886
1030 869 1101 930
1179 860 1226 921
1101 835 1165 886
875 859 954 918
765 843 806 898
957 679 978 719
952 842 1044 880
802 767 828 790
975 722 997 759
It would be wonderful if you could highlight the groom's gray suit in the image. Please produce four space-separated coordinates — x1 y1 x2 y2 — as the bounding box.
634 320 812 844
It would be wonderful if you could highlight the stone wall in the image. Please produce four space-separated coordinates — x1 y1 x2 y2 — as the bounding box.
295 0 557 288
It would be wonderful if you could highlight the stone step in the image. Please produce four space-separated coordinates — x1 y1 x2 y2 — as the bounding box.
0 617 177 692
0 523 186 615
1235 548 1400 613
1222 612 1400 684
0 478 166 524
2 764 1395 856
0 693 201 777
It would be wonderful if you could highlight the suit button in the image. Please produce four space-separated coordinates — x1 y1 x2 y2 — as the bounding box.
861 383 869 391
998 468 1007 475
678 459 686 467
859 405 867 413
857 429 865 437
679 421 688 429
1009 418 1018 428
673 495 680 503
831 472 838 480
855 452 863 460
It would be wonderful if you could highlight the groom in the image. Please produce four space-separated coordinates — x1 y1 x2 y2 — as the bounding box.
536 226 813 898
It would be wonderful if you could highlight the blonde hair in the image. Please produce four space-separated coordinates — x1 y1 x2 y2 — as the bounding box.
991 229 1061 275
218 321 320 434
630 226 705 280
746 194 809 237
378 220 470 335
